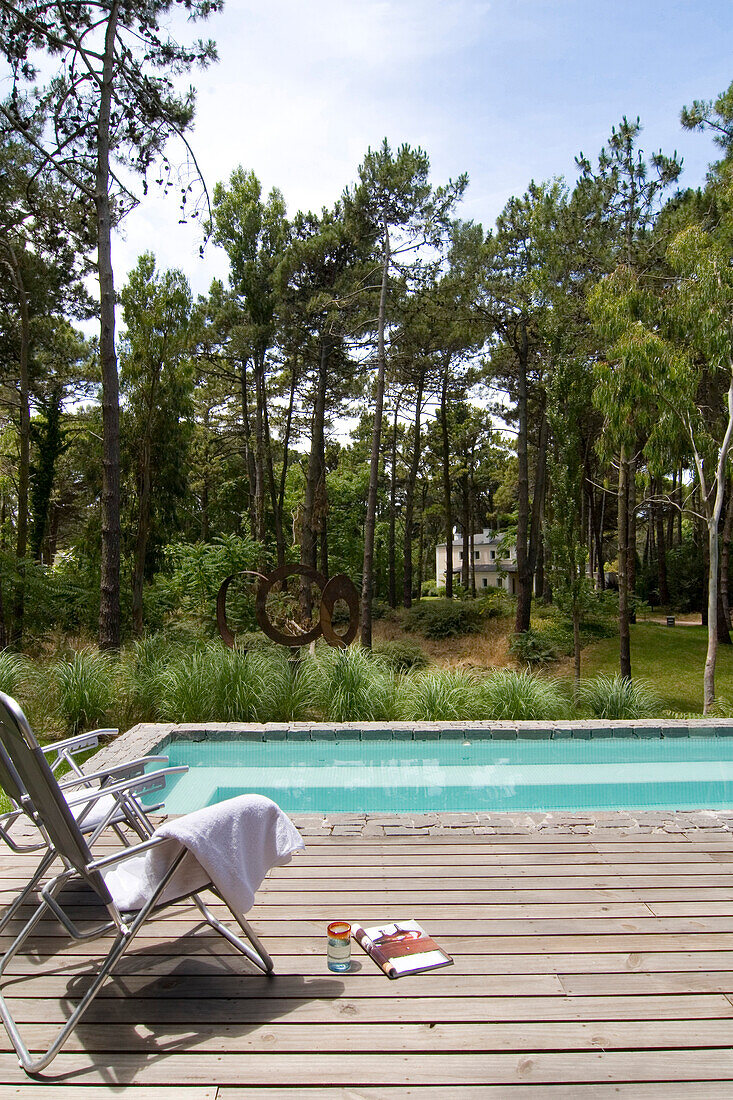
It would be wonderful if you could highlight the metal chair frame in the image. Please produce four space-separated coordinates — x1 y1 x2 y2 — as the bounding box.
0 691 274 1076
0 726 182 935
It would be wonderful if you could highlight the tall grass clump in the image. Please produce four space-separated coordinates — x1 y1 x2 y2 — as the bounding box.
0 650 29 698
398 668 484 721
577 673 661 720
260 649 315 723
302 645 397 722
480 669 569 721
119 633 184 724
156 644 274 723
48 649 115 735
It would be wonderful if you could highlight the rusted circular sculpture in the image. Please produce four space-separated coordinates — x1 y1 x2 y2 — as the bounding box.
255 563 328 648
320 574 360 648
218 563 361 651
216 570 268 649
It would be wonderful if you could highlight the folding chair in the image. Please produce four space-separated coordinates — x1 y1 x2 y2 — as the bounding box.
0 690 276 1075
0 731 184 935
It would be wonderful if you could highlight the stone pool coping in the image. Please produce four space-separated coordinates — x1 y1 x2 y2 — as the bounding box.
92 717 733 775
85 718 733 838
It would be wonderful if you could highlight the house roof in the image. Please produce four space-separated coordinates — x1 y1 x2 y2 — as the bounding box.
436 531 511 550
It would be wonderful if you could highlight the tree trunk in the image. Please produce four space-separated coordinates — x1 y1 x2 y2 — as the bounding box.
460 478 470 591
131 433 152 636
97 0 122 651
239 360 257 537
656 477 670 606
262 381 286 569
278 361 298 527
417 488 425 599
597 486 606 590
702 378 733 712
628 453 637 599
3 244 30 646
514 324 532 633
302 338 329 574
439 351 454 600
618 444 632 680
388 401 399 608
402 373 424 608
360 223 390 647
573 604 581 691
721 478 733 632
253 356 266 548
535 529 544 600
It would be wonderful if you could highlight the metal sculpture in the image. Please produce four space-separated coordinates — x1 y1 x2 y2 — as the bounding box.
216 564 360 651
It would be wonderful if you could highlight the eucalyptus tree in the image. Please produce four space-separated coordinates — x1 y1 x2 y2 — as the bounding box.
577 117 682 678
0 0 221 648
118 253 194 635
344 140 468 645
588 94 733 711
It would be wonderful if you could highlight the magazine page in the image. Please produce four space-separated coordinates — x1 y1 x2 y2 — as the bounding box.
352 919 453 978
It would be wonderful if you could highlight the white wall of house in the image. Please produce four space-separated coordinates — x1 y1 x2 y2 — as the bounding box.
434 529 516 593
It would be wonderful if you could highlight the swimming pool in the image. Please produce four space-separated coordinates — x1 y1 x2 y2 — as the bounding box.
144 735 733 815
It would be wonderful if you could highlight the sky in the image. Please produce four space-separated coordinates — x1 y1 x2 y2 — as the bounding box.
112 0 733 298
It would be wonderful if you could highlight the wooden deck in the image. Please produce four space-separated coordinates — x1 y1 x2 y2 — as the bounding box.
2 824 733 1097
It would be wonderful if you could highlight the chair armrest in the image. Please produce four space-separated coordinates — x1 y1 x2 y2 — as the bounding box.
42 732 101 758
56 756 173 791
87 832 171 870
43 730 118 776
63 765 188 810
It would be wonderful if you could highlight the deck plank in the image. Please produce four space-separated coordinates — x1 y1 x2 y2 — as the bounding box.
1 826 733 1092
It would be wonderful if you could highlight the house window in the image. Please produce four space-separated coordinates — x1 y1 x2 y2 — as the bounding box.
490 550 495 560
482 577 488 587
474 550 480 560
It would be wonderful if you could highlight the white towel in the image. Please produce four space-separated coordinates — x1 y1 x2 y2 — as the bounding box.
101 794 304 916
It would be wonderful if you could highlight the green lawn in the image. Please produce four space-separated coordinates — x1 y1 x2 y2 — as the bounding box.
562 622 733 715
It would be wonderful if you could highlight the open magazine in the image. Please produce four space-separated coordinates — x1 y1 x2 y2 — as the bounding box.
351 919 453 979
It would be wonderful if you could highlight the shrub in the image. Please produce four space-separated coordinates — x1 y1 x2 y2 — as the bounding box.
510 628 560 667
373 640 428 673
476 588 515 619
398 669 484 721
404 599 482 640
48 649 115 735
577 673 661 720
479 669 569 721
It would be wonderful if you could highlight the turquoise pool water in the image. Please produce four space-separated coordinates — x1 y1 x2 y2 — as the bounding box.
145 736 733 814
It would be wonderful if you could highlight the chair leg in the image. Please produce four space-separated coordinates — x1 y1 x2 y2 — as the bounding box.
0 849 189 1075
192 893 274 973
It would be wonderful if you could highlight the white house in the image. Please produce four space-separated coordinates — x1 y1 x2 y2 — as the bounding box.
435 528 517 593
